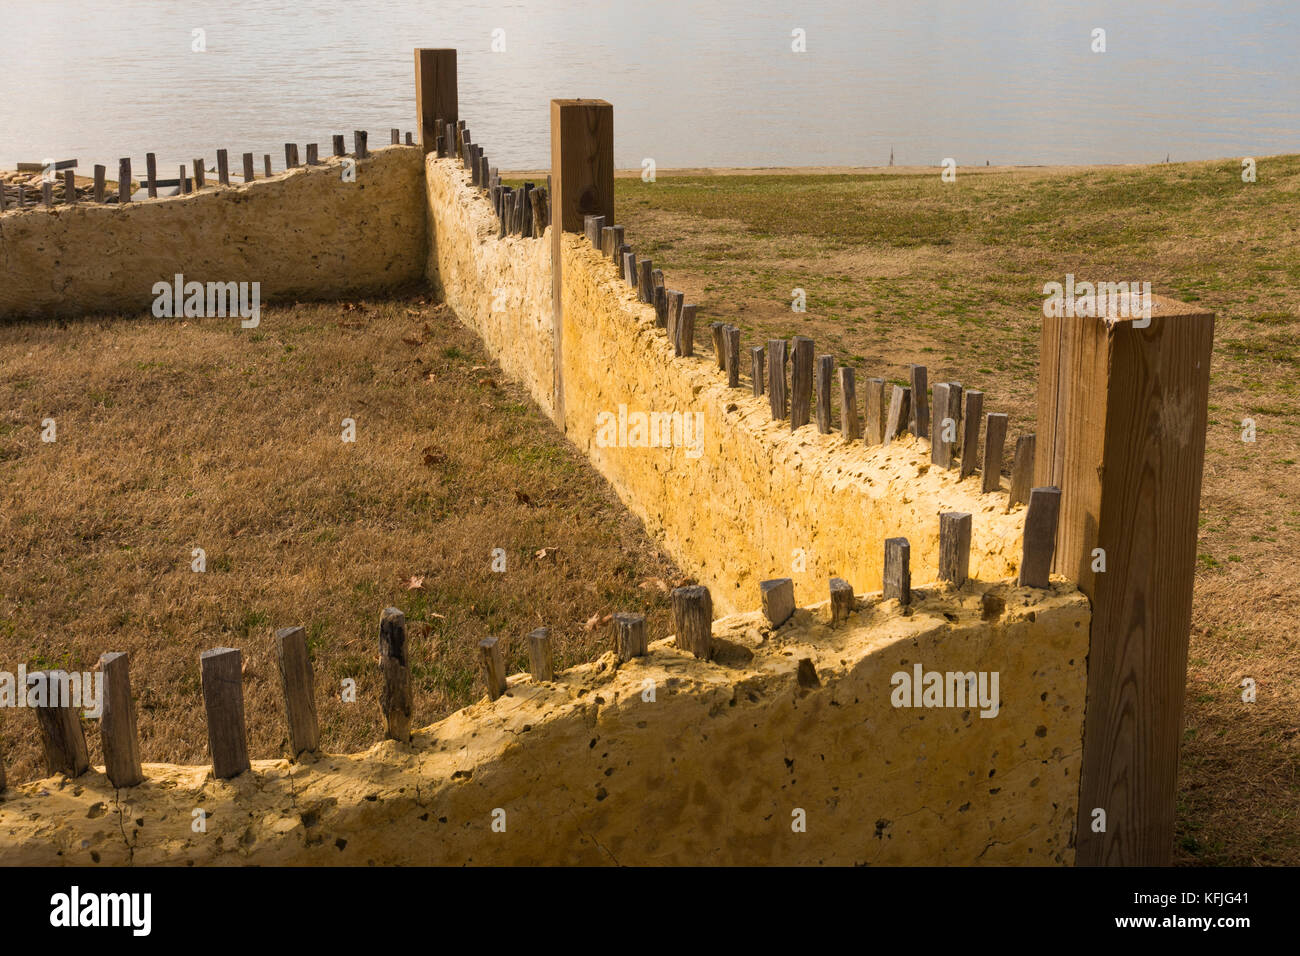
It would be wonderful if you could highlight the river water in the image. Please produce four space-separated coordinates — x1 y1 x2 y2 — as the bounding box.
2 0 1297 174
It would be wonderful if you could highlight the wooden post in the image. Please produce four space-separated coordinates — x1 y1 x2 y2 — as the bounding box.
42 181 52 206
391 128 400 145
285 143 299 168
883 385 910 445
677 304 697 357
671 585 712 659
959 390 983 479
30 671 90 777
938 512 972 587
654 285 668 328
982 413 1008 494
199 649 250 779
406 132 413 145
751 346 765 397
479 637 507 700
98 652 143 787
1036 295 1214 866
709 322 726 368
62 169 77 205
829 577 854 624
931 382 954 467
528 627 554 681
306 144 319 165
584 214 605 249
883 538 911 605
790 336 814 429
725 326 741 387
530 188 549 235
760 578 796 628
415 49 458 153
1008 434 1035 508
264 154 272 177
146 152 158 198
242 152 254 182
607 225 625 261
193 159 206 189
117 158 131 203
639 259 655 304
333 134 346 157
816 355 834 433
551 98 614 430
354 130 368 158
379 607 413 742
1018 487 1060 588
767 339 788 419
865 378 887 445
93 165 106 202
179 164 188 194
217 149 230 186
838 367 860 439
275 626 320 757
622 250 637 287
909 365 930 439
613 613 648 662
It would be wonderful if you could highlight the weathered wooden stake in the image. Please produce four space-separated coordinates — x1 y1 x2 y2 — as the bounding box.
333 134 346 157
379 607 413 742
93 165 106 202
62 169 77 205
815 354 834 433
275 626 320 757
242 152 254 182
865 377 887 445
931 382 956 468
478 637 507 701
982 412 1008 494
909 365 930 439
751 345 765 396
959 390 984 479
98 652 143 787
838 367 860 439
677 304 697 357
760 578 796 628
671 586 712 659
584 214 605 249
883 538 911 605
216 149 230 186
31 671 90 777
415 49 458 152
709 322 726 369
883 385 911 445
767 339 788 419
193 159 206 189
1018 487 1061 588
725 326 741 387
1008 434 1036 508
355 130 368 158
938 512 973 587
829 577 854 624
639 258 654 304
264 154 272 177
790 337 814 429
199 649 250 779
146 152 158 198
613 613 648 662
117 158 131 203
654 284 668 328
528 627 554 681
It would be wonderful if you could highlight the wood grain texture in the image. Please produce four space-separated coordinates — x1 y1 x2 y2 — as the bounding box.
479 637 507 700
938 512 972 587
884 385 910 445
931 382 953 468
1036 298 1214 866
612 613 648 662
1018 486 1060 588
865 377 887 445
216 149 229 186
767 339 788 420
31 671 90 777
275 626 320 757
379 607 413 742
1009 434 1036 508
671 585 713 659
677 304 696 357
710 322 726 369
242 152 254 182
883 538 911 605
99 652 143 787
829 577 854 624
93 165 105 203
959 389 983 479
414 49 458 152
909 364 930 439
751 345 765 397
528 627 554 681
725 326 741 387
117 158 131 203
760 578 795 627
838 367 860 440
193 160 205 189
982 413 1008 494
146 152 158 198
816 355 834 434
790 337 814 430
200 649 250 779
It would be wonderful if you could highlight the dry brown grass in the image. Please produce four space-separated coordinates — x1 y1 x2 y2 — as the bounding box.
611 158 1300 865
0 290 681 785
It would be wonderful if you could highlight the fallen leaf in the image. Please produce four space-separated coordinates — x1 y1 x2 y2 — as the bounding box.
470 365 488 373
429 611 446 620
535 547 556 560
583 612 614 632
406 576 425 590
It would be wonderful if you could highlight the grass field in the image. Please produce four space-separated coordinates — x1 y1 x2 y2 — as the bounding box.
606 156 1300 865
0 291 681 784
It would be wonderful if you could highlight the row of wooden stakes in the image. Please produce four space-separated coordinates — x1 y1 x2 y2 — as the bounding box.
0 128 415 210
431 115 553 238
0 500 1060 794
576 212 1040 508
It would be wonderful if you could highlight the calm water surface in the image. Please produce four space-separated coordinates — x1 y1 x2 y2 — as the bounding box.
2 0 1297 174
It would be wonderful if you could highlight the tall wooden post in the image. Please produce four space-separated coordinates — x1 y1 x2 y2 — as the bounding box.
414 48 457 154
550 99 614 429
1035 294 1214 866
